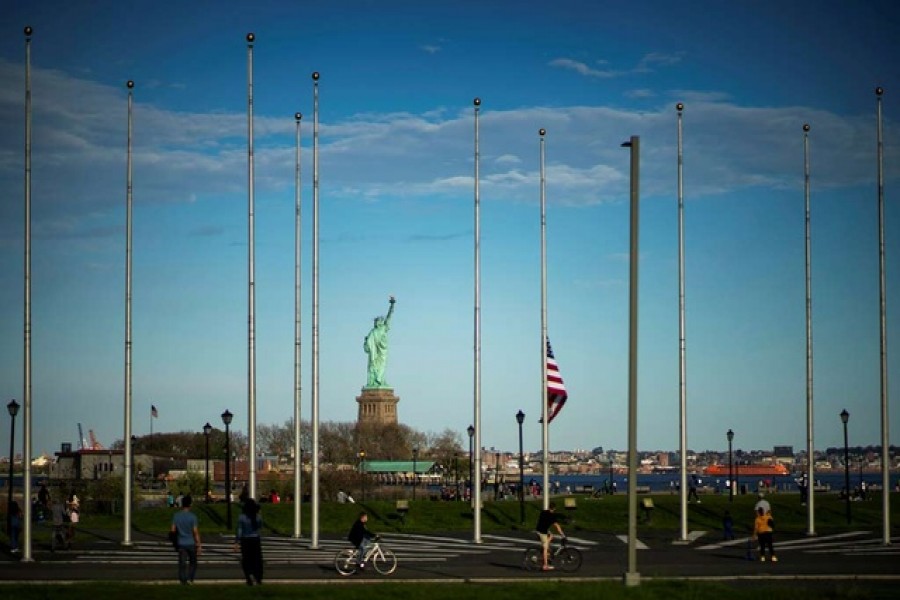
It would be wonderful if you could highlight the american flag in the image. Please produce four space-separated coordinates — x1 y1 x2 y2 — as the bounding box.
545 340 568 423
151 405 158 419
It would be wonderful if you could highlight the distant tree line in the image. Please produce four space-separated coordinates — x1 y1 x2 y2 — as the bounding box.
111 419 465 468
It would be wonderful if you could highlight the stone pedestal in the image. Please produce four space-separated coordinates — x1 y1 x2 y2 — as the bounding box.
356 388 399 425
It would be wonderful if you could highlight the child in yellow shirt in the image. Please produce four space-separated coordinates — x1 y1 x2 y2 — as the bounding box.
753 506 777 562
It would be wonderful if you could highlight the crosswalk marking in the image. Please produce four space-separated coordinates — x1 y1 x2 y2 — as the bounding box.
615 535 649 550
47 532 549 565
696 531 900 557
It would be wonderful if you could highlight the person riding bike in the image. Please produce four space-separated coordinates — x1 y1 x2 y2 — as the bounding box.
347 511 376 569
535 502 565 571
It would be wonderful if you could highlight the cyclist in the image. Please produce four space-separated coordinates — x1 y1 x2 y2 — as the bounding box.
347 511 376 569
535 502 565 571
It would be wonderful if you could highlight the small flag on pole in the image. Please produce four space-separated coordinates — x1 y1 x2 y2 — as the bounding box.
151 405 158 419
546 340 568 423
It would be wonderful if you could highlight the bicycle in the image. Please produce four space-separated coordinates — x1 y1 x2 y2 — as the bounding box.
523 536 582 572
334 536 398 576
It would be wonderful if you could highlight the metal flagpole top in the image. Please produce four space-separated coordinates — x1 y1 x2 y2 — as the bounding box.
473 97 481 106
246 32 255 43
312 71 320 81
676 102 684 112
127 80 134 89
539 128 546 136
875 86 884 96
24 26 33 37
295 112 302 121
803 123 810 132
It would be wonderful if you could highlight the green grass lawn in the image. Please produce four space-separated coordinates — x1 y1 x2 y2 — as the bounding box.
72 490 899 537
2 580 896 600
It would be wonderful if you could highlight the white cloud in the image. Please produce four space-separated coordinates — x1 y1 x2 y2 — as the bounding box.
549 58 617 78
495 154 521 165
1 59 897 244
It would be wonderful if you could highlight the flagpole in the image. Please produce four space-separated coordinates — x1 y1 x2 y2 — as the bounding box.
539 128 549 510
123 80 135 547
293 111 303 539
874 86 890 546
22 25 34 562
622 135 641 586
676 102 688 542
310 71 321 549
246 32 258 501
472 97 482 544
803 122 816 537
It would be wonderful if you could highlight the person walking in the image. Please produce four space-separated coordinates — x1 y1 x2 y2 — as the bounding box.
170 494 202 584
753 506 777 562
234 498 264 585
50 496 68 551
65 492 80 546
7 500 22 554
722 510 735 540
688 475 701 503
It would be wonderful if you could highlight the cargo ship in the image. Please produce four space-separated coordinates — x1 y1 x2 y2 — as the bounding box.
703 463 789 477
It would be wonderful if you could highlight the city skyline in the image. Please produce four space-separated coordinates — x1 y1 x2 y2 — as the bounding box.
1 1 898 460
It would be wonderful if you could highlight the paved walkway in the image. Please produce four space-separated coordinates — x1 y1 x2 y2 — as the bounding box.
2 526 899 584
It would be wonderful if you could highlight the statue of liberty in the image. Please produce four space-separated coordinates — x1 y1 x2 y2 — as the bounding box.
364 296 396 388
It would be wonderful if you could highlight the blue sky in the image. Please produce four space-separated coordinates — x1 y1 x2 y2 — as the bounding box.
1 0 898 459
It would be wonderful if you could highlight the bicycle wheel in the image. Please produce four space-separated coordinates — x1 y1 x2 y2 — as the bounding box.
522 547 542 571
334 548 358 576
556 547 583 572
372 547 398 575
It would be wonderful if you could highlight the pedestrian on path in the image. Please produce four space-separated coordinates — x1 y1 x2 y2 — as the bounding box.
65 492 80 546
50 496 68 551
753 506 777 562
170 494 202 585
7 500 22 554
722 510 735 540
234 498 264 585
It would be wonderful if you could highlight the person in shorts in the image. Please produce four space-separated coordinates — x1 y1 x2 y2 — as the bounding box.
535 502 565 571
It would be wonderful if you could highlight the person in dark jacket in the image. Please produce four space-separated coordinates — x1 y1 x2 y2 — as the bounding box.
347 511 375 568
234 498 263 585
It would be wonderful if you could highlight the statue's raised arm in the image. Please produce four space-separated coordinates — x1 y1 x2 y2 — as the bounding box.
384 296 396 329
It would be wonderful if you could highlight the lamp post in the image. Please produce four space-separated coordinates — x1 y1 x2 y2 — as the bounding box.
454 452 459 501
412 447 418 501
495 451 501 500
203 422 212 502
727 429 734 503
516 410 525 524
609 457 614 493
131 435 137 488
858 456 864 495
840 409 850 525
222 409 233 529
467 424 475 500
358 450 366 502
7 399 19 533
